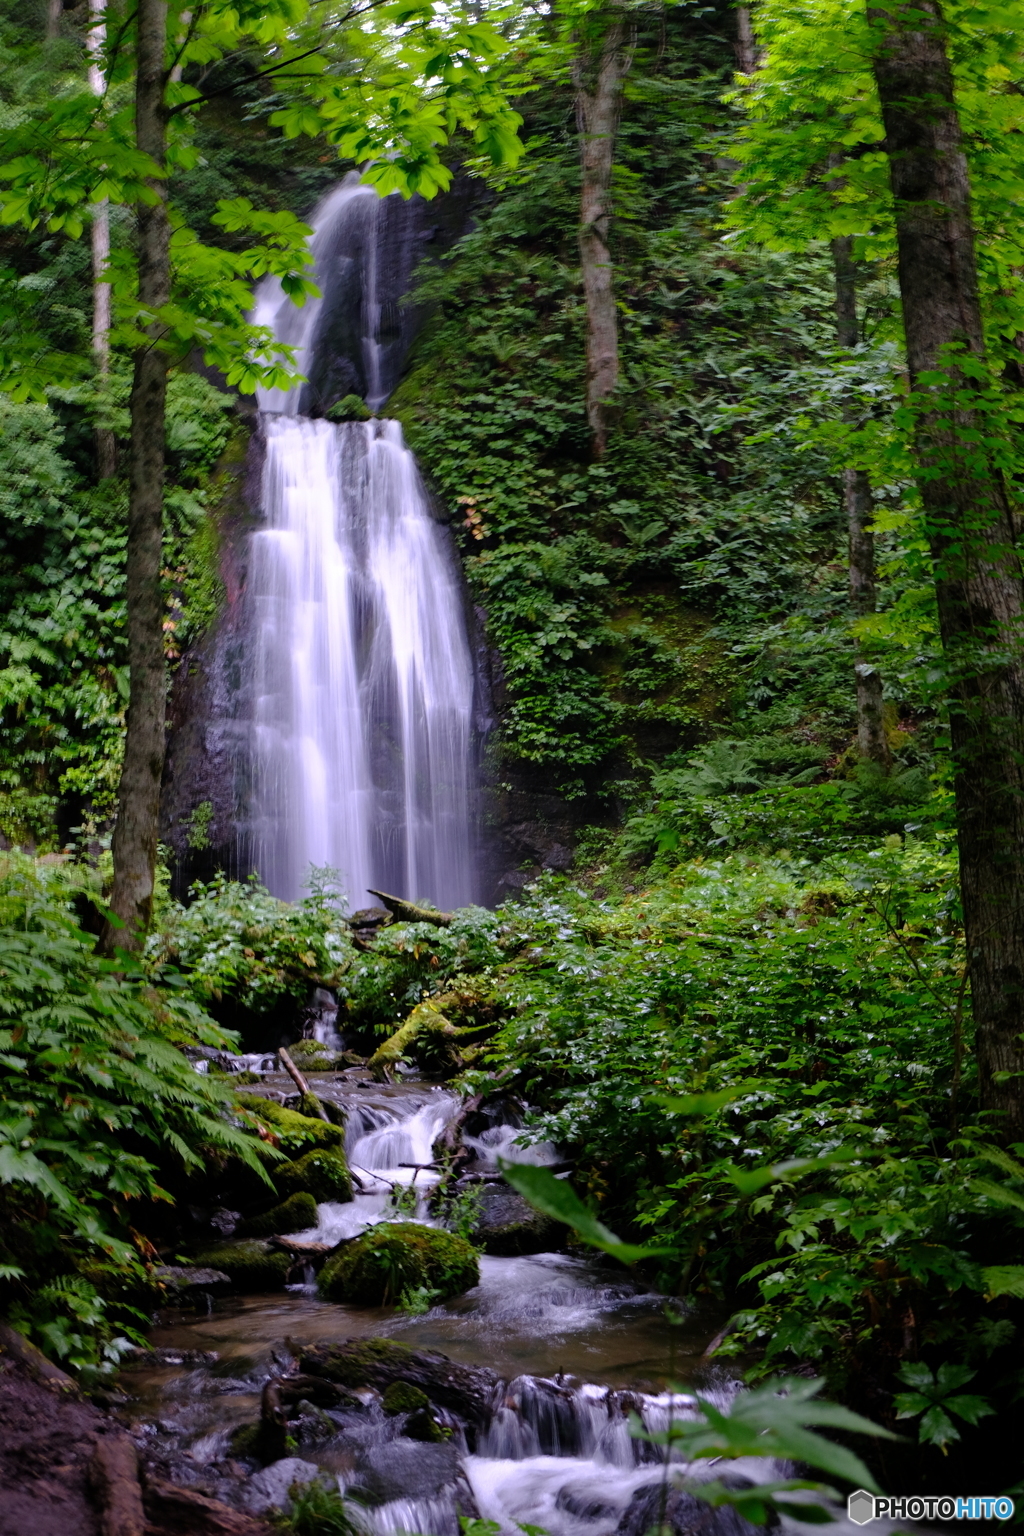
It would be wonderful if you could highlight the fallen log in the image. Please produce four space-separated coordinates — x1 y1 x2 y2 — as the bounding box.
368 889 453 927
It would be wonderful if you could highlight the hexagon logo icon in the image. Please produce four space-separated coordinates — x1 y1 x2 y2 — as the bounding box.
848 1490 876 1525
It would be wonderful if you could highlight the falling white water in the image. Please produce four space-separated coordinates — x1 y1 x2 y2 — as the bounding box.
247 183 477 909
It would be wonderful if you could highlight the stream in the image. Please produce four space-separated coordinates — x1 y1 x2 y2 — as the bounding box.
119 1068 864 1536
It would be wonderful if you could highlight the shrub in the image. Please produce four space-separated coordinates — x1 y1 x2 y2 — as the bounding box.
0 855 271 1368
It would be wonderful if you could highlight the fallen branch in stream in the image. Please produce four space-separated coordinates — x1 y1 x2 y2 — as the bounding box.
277 1047 331 1123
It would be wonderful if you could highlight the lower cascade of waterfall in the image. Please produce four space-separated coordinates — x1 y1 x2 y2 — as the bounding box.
248 414 477 910
124 1074 861 1536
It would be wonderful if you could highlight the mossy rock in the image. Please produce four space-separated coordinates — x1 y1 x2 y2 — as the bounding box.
192 1240 292 1292
275 1149 352 1203
236 1095 345 1156
318 1222 478 1306
382 1380 430 1414
237 1190 319 1239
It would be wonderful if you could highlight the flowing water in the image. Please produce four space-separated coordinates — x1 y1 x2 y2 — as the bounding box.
246 180 477 908
128 1078 730 1535
126 1078 866 1536
137 184 866 1534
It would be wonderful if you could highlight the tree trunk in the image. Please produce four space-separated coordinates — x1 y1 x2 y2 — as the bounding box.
88 0 116 480
831 233 890 768
575 11 628 459
735 6 757 74
870 0 1024 1136
46 0 61 40
99 0 170 954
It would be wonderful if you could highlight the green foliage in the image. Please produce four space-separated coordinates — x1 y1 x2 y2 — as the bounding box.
893 1362 994 1450
433 1180 485 1241
149 875 355 1021
276 1478 362 1536
0 853 269 1367
500 1162 667 1263
317 1220 479 1306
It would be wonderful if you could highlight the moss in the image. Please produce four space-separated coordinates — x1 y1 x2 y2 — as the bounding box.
382 1380 430 1414
275 1148 353 1203
237 1190 319 1238
229 1422 262 1461
299 1337 417 1388
237 1095 345 1156
318 1222 479 1306
367 1002 462 1080
192 1240 292 1291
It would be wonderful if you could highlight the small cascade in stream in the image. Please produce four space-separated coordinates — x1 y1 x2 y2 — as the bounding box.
245 176 478 909
126 1076 860 1536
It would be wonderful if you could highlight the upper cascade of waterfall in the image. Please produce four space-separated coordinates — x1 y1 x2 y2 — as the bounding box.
245 178 479 911
252 171 444 415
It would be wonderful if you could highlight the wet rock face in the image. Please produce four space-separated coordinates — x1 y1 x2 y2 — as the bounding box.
471 1184 563 1256
299 1338 498 1426
349 1439 463 1504
615 1478 777 1536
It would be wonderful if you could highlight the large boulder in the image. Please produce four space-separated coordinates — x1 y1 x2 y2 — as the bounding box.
274 1149 352 1203
192 1240 292 1291
317 1222 478 1306
299 1337 497 1425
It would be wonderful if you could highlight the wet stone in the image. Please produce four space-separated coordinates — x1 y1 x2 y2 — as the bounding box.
350 1438 462 1504
242 1455 321 1514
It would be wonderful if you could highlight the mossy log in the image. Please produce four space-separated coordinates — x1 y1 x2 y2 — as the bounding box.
368 889 453 927
317 1222 478 1306
367 1002 462 1081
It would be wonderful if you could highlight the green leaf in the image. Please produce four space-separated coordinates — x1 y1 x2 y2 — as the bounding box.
655 1085 755 1116
498 1161 672 1263
981 1265 1024 1299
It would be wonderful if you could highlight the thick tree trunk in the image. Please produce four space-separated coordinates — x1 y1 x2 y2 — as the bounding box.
99 0 170 954
831 234 890 768
576 12 628 459
870 0 1024 1136
88 0 116 480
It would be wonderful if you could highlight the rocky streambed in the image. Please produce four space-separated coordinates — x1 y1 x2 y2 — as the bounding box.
88 1063 858 1536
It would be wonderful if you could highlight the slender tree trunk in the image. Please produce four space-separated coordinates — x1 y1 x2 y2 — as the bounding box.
575 11 628 459
735 6 757 74
88 0 116 480
870 0 1024 1137
99 0 170 954
46 0 61 40
831 234 890 768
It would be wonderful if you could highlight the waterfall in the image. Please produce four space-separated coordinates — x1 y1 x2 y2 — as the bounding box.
246 178 478 909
